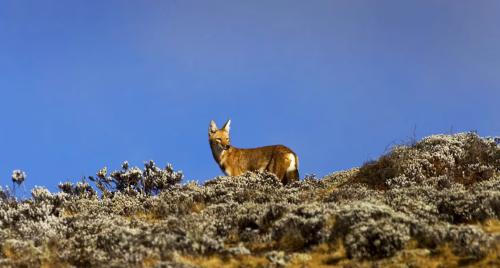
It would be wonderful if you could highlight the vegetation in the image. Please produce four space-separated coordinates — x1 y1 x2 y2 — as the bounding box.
0 133 498 267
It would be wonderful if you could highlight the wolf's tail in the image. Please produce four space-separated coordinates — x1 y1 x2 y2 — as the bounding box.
284 154 299 184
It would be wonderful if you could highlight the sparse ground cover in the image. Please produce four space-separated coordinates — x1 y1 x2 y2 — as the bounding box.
0 133 498 267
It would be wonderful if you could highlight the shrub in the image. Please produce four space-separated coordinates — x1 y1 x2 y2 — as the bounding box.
88 161 183 196
356 133 499 189
0 134 498 266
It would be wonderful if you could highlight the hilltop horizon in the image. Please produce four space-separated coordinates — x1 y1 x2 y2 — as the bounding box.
4 131 498 196
1 1 499 192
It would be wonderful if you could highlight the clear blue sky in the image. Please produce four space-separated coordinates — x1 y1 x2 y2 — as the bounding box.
1 1 499 192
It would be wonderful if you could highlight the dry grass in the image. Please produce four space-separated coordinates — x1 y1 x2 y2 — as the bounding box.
191 201 207 213
329 241 499 268
177 254 269 268
469 244 500 268
176 244 346 268
315 168 359 200
177 239 500 268
127 211 161 224
355 154 399 190
277 230 308 252
2 239 73 268
288 243 347 268
399 244 500 268
141 256 160 268
60 208 77 218
2 240 37 263
482 219 500 234
246 242 276 254
40 240 73 268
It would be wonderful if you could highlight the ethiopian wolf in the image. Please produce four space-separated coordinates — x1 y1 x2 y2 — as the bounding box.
208 120 299 184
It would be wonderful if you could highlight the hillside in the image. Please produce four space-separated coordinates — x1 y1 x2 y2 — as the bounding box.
0 133 499 267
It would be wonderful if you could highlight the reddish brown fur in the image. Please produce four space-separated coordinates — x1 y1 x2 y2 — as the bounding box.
209 120 299 184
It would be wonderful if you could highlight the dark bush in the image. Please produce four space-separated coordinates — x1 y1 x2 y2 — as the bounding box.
88 160 183 196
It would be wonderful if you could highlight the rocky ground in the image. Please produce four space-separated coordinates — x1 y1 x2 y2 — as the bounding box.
0 133 499 267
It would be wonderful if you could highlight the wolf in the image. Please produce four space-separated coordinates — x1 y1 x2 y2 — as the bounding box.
209 120 299 184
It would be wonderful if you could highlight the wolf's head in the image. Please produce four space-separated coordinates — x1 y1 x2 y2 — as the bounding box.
209 119 231 151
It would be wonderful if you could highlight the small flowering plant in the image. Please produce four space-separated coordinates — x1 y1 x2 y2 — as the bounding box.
11 170 26 185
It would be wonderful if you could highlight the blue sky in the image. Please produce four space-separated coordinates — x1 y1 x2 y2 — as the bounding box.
1 1 499 192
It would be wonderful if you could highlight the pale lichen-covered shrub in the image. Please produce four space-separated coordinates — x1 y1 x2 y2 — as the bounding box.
271 203 331 250
0 134 498 266
410 223 494 259
326 183 382 203
357 133 499 188
331 202 412 259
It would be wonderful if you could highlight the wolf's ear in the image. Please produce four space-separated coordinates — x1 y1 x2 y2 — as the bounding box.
222 119 231 132
209 120 218 134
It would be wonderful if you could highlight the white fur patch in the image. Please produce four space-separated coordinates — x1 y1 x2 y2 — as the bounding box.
219 151 231 175
286 154 296 172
